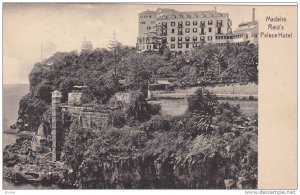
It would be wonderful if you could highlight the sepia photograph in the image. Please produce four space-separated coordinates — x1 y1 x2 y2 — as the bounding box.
3 2 261 190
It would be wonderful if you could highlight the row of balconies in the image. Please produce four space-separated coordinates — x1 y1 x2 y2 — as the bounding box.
169 41 206 44
160 31 224 36
161 23 223 29
139 39 210 45
139 34 239 45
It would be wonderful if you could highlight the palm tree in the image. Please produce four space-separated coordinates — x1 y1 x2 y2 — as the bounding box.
214 48 228 76
220 42 258 83
187 88 218 133
191 44 219 80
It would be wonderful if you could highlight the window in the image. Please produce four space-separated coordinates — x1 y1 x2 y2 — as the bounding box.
208 20 213 25
193 21 197 25
151 21 155 24
171 22 175 26
162 22 167 28
217 20 223 26
193 43 198 48
200 36 205 40
186 43 189 48
200 28 205 34
217 27 221 34
193 36 197 41
147 45 151 49
171 37 175 42
178 37 182 42
185 21 190 26
149 15 152 18
185 36 190 41
178 29 183 35
147 26 151 30
171 44 175 48
178 21 183 28
208 36 212 41
200 21 205 26
162 30 167 36
178 43 182 48
185 28 190 33
193 28 197 33
140 21 146 24
171 29 175 33
208 27 212 32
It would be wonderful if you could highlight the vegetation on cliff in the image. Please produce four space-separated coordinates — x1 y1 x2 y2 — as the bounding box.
5 41 258 189
62 89 257 189
13 41 257 132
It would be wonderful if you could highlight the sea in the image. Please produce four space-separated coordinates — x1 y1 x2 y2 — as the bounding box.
2 84 58 190
3 84 29 146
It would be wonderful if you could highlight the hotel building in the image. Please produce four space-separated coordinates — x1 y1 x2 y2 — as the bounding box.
136 8 258 53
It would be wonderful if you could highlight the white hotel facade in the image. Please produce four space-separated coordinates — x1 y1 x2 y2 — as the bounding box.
136 8 258 53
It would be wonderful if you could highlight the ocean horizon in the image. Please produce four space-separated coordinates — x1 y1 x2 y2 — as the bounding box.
3 84 29 146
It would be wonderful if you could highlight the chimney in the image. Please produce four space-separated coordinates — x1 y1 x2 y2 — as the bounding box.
252 8 255 22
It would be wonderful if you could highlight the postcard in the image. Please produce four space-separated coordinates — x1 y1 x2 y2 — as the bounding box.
2 3 297 192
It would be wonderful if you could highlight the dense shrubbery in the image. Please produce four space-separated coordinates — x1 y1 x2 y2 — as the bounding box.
15 40 257 132
61 89 257 189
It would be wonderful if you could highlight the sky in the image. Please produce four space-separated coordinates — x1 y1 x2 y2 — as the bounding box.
3 3 255 84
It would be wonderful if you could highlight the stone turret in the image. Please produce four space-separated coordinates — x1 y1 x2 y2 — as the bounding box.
51 90 62 161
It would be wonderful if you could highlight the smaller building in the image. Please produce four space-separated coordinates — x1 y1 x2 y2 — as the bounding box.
68 85 87 106
149 80 174 91
109 92 132 109
215 8 258 45
233 20 258 45
114 92 132 104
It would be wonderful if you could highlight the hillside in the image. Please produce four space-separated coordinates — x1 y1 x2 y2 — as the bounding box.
4 42 258 189
11 41 257 133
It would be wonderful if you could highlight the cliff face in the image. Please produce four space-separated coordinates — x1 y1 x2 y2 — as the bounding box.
16 93 50 132
76 153 229 189
12 49 122 133
66 132 257 189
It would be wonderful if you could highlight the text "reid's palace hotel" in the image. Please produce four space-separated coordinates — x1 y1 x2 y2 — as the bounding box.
136 7 258 53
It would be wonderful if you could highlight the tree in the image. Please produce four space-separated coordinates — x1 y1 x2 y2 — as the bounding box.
191 44 219 79
149 24 168 54
221 42 258 82
187 88 218 132
125 92 152 122
123 53 151 89
108 41 136 84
